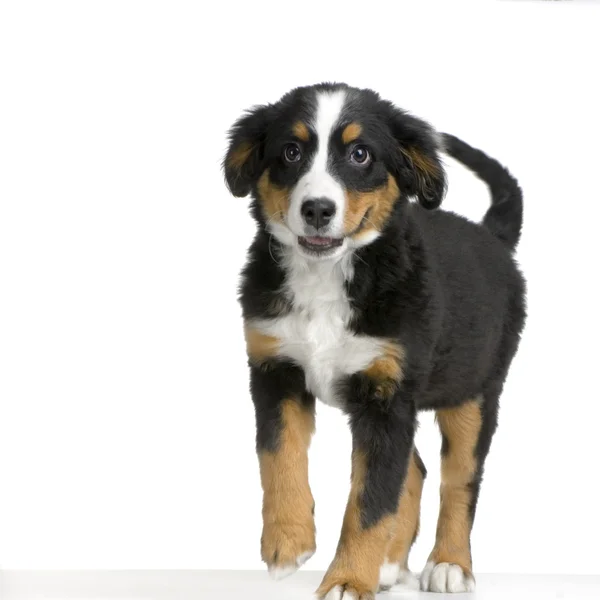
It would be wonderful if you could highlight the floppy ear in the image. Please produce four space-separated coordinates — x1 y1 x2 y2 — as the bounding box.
223 104 275 198
388 109 446 209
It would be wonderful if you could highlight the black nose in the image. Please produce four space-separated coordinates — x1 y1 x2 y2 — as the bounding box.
300 198 336 229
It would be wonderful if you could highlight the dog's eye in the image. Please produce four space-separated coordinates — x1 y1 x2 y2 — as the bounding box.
283 143 302 163
349 145 371 166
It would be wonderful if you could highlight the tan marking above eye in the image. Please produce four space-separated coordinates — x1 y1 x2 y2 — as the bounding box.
257 169 290 223
292 121 310 142
342 122 362 145
344 173 400 236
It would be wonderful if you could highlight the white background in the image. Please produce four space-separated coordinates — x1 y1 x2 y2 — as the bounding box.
1 0 599 576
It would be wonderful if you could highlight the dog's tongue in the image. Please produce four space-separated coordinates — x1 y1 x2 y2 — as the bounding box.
305 236 333 246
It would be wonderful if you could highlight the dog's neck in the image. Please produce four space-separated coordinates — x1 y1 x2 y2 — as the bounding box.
280 247 355 316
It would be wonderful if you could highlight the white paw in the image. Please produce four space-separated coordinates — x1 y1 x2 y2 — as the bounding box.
321 586 359 600
378 560 420 591
268 550 314 580
379 559 400 588
396 567 420 590
420 561 475 593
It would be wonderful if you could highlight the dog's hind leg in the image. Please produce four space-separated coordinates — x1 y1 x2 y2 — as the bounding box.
420 394 498 593
378 448 426 591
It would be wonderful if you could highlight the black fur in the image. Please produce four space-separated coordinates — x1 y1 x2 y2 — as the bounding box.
342 374 417 528
443 132 523 249
224 83 447 222
224 104 277 198
413 447 427 480
249 362 314 452
227 83 526 556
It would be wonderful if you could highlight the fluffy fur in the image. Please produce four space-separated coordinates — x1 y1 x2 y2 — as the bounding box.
224 83 526 598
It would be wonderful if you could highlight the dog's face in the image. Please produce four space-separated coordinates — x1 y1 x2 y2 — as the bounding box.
224 83 446 260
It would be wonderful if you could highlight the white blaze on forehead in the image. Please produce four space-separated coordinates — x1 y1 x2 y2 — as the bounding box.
311 89 347 176
287 89 347 236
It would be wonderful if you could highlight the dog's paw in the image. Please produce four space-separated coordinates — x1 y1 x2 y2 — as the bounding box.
396 567 420 589
378 560 419 592
318 584 375 600
261 522 315 580
268 550 314 580
420 561 475 593
378 559 400 590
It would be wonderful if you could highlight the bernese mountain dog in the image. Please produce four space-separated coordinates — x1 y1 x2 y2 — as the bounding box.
223 82 526 597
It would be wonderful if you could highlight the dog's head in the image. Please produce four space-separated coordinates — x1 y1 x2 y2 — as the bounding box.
224 83 446 260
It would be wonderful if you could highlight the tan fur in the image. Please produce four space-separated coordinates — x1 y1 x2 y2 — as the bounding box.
428 399 482 576
227 141 254 171
317 451 395 599
257 169 290 223
344 174 400 237
260 399 316 568
292 121 310 142
342 122 362 145
363 342 405 399
385 451 425 568
244 324 280 364
400 146 440 195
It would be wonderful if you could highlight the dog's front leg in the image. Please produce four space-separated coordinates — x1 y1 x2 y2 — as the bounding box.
249 361 316 579
317 360 416 600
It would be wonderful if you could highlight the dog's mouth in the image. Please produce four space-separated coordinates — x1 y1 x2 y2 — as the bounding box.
298 236 344 255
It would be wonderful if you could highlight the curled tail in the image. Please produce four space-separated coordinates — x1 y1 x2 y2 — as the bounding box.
442 133 523 250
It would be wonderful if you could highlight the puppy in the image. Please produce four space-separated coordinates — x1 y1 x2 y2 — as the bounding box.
223 83 526 597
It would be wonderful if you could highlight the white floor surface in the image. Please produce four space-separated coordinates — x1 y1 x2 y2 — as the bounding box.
1 570 599 600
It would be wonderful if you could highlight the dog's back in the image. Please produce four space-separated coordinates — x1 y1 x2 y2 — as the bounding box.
408 136 526 409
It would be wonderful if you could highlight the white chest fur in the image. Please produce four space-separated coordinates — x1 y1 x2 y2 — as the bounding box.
251 253 384 407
